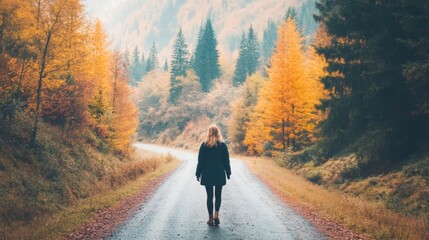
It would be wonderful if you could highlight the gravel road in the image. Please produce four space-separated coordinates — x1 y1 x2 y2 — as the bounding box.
107 143 326 240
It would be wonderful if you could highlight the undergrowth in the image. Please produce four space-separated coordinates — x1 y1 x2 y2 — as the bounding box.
0 113 175 237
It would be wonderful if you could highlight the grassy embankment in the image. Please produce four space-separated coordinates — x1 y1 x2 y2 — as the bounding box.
0 114 179 239
243 155 428 239
11 152 178 240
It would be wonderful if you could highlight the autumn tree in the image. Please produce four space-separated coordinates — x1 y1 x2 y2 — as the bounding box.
229 74 265 153
41 0 90 130
87 20 111 129
0 0 35 118
0 0 139 154
175 70 201 103
244 18 324 154
87 88 106 123
31 0 85 145
110 50 138 154
137 70 170 137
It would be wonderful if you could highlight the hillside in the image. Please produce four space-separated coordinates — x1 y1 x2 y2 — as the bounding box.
84 0 315 62
0 0 155 237
0 113 177 238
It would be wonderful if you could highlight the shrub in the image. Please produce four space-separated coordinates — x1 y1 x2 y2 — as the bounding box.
341 163 361 180
305 171 323 185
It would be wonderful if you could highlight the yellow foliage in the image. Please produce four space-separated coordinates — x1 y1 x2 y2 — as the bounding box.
0 0 138 152
244 19 327 154
87 20 112 105
229 74 266 153
110 52 138 154
110 79 138 154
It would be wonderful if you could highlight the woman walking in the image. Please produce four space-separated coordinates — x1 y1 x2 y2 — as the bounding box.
196 125 231 226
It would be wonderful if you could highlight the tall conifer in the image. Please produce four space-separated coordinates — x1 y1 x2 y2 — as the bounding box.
193 19 221 92
262 20 278 67
170 28 190 103
233 32 248 86
146 42 158 73
246 25 259 76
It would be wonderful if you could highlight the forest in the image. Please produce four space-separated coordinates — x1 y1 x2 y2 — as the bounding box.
135 0 429 218
0 0 428 238
0 0 146 234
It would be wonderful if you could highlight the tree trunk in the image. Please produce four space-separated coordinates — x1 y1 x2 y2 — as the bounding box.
112 55 119 111
282 118 286 150
286 115 290 148
291 103 295 150
15 58 28 97
30 31 52 146
30 2 63 146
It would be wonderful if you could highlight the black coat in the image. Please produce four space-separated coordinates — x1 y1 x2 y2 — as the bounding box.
196 141 231 186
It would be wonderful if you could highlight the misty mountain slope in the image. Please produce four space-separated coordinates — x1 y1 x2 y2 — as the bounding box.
84 0 312 62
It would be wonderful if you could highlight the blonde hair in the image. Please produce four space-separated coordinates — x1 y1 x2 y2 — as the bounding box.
205 125 223 147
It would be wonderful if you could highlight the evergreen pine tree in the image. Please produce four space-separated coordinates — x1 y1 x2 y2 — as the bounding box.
189 52 195 71
262 20 278 67
146 42 158 73
297 0 318 44
396 0 429 116
164 59 168 71
233 26 260 86
203 19 221 90
124 47 131 67
140 53 145 76
192 27 204 72
123 47 133 82
131 46 142 85
88 88 106 123
233 32 248 86
193 19 221 92
246 25 259 76
284 7 297 21
315 0 420 165
170 28 190 103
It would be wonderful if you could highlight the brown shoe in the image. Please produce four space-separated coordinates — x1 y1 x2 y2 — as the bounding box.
207 215 214 226
214 211 220 225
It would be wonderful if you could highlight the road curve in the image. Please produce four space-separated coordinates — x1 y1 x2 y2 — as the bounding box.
107 143 326 240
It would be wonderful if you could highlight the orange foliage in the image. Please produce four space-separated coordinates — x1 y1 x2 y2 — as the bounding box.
110 51 138 154
244 19 326 154
0 0 138 154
